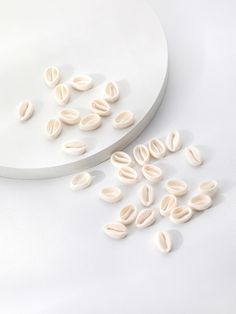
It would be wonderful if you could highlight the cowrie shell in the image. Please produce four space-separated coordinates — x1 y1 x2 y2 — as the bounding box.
45 119 62 140
148 138 166 159
79 113 102 131
62 139 86 156
160 194 177 217
58 108 80 125
104 81 119 103
164 179 188 196
44 66 60 88
70 75 93 91
165 130 182 152
103 222 128 240
135 208 156 229
184 145 203 166
133 144 150 166
199 179 218 197
141 164 163 183
119 204 138 225
70 172 92 191
113 111 135 129
188 194 212 211
169 206 193 224
138 184 155 207
54 83 70 105
117 166 138 184
99 186 122 203
89 99 111 117
110 151 133 168
18 100 34 121
155 231 172 253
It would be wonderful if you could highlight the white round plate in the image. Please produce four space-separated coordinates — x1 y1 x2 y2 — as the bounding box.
0 0 168 179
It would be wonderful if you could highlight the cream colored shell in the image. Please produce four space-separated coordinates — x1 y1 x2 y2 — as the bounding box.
45 119 62 140
104 81 119 103
62 139 86 156
18 100 34 121
138 184 155 207
58 108 80 125
133 144 150 166
70 75 93 91
113 111 135 129
110 151 133 168
89 99 111 116
44 66 60 88
54 83 70 105
117 166 138 184
188 194 212 211
184 145 203 166
155 231 172 253
164 179 188 196
198 179 218 197
148 138 166 159
99 186 122 203
79 113 102 131
70 172 92 191
160 194 177 217
103 222 128 240
119 204 138 225
169 206 193 224
165 130 182 152
141 164 163 183
135 208 156 229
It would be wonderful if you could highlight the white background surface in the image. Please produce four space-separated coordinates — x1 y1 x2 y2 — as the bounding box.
0 0 236 313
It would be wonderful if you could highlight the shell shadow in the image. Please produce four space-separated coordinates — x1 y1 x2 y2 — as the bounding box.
169 229 184 252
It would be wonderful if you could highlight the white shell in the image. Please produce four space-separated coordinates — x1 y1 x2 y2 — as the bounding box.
141 164 163 183
148 138 166 159
99 186 122 203
155 231 172 253
113 111 135 129
58 108 80 125
110 151 133 168
184 145 203 166
18 100 34 121
44 66 60 88
54 83 70 105
138 184 155 207
164 179 188 196
70 75 93 91
188 194 212 211
135 208 156 229
79 113 102 131
89 99 111 117
45 119 62 140
165 130 182 152
133 144 150 166
117 166 138 184
70 172 92 191
198 179 218 197
169 206 193 224
119 204 138 225
104 81 119 103
62 139 86 156
160 194 177 217
103 222 128 240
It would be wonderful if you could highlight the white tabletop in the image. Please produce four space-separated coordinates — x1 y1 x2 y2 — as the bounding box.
0 0 236 313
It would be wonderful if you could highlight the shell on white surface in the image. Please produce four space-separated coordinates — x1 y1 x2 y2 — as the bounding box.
184 145 203 166
99 186 122 203
103 222 128 240
135 208 156 229
164 179 188 196
70 172 92 191
188 194 212 211
54 83 70 105
198 179 218 197
159 194 177 217
169 206 193 224
89 99 111 117
155 231 172 253
62 139 86 156
18 100 34 121
44 66 60 88
165 130 182 152
104 81 119 103
138 183 155 207
141 164 163 183
70 75 93 91
148 138 166 159
45 119 62 140
133 144 150 166
110 151 133 168
113 111 135 129
119 204 138 225
117 166 138 184
58 108 80 125
79 113 102 131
